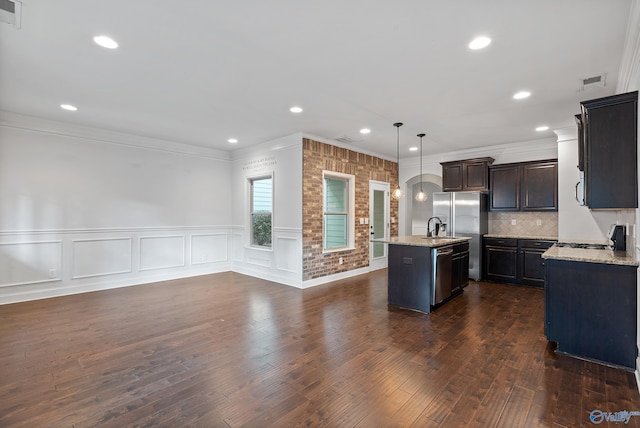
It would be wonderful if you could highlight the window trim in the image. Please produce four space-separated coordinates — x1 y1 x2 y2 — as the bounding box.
248 172 274 250
322 170 355 253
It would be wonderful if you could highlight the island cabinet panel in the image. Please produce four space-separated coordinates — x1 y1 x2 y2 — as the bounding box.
387 245 432 313
545 259 637 370
451 242 469 292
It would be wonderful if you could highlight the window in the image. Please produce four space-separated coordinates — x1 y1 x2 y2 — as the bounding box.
250 175 273 248
323 171 355 251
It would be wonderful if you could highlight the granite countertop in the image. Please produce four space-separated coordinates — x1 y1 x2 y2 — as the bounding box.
484 234 558 241
373 235 471 248
542 246 639 267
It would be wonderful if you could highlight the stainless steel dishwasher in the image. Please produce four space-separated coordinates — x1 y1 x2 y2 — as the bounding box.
432 246 453 305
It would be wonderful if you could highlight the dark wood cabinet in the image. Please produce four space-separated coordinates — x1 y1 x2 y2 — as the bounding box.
580 91 638 209
489 160 558 212
545 258 637 370
388 244 432 313
483 238 518 282
518 239 555 287
452 242 470 292
521 162 558 211
441 157 494 192
483 237 555 287
575 114 585 171
489 165 520 211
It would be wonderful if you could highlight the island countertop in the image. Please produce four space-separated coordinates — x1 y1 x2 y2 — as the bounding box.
373 235 471 248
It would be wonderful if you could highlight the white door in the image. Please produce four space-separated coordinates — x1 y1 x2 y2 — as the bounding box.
369 181 390 271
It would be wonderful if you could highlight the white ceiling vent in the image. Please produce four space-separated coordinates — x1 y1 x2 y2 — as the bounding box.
579 74 606 91
333 134 364 144
0 0 21 28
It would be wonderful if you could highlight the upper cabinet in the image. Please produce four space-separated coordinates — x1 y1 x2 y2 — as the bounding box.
489 160 558 212
579 91 638 209
441 157 494 192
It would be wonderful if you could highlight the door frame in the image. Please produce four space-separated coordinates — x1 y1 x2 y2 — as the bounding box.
369 180 390 271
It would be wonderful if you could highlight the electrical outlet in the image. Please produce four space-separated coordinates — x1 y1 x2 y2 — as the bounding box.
339 257 343 265
536 219 542 226
511 219 517 225
48 269 57 279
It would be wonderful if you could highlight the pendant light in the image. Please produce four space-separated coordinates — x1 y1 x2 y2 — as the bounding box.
391 122 404 200
415 133 427 202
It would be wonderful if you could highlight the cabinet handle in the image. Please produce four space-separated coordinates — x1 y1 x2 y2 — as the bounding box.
575 181 580 203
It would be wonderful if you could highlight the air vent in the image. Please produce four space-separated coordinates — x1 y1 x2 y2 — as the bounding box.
0 0 21 28
333 134 364 144
579 74 606 91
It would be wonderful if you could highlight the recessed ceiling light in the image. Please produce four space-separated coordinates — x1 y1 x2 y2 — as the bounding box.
469 36 491 50
228 138 238 144
93 35 118 49
359 128 371 134
289 106 303 113
409 147 418 152
60 104 78 111
513 91 531 100
536 126 549 132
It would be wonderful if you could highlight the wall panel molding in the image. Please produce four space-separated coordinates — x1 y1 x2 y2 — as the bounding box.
71 237 132 279
0 240 62 287
191 233 228 265
139 235 186 271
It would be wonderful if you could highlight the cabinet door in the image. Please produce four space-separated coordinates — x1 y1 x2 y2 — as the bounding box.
489 166 520 211
583 93 638 208
442 163 463 192
452 252 469 291
521 162 557 211
464 161 489 191
519 249 546 287
484 246 517 282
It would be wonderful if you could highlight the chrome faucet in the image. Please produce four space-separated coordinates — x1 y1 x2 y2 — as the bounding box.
427 216 443 237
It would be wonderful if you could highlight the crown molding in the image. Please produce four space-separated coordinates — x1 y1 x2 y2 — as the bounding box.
0 110 231 161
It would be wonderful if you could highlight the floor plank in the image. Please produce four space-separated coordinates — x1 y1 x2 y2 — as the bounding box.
1 271 639 427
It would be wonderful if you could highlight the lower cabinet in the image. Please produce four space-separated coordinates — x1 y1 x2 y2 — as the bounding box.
483 238 518 282
483 237 555 287
452 242 470 292
545 259 637 369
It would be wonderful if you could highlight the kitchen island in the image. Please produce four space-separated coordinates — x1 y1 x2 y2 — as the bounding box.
542 244 639 370
375 236 471 314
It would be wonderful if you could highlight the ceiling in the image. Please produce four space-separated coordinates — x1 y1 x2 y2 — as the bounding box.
0 0 633 159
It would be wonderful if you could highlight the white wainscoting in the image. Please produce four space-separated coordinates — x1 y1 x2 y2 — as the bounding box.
139 235 186 271
231 226 302 287
72 237 132 279
191 233 228 265
0 240 62 287
0 227 232 304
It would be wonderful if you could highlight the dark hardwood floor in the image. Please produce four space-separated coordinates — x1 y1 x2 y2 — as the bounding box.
1 270 639 427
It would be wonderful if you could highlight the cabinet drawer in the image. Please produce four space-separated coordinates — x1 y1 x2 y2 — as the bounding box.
484 237 517 247
519 240 555 250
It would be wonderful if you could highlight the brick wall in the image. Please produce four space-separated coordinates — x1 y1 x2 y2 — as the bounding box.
302 138 399 281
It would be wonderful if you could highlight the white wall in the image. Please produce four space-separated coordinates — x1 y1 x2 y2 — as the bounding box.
230 134 303 286
0 114 233 304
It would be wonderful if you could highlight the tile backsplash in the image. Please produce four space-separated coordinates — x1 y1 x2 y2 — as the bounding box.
489 212 558 238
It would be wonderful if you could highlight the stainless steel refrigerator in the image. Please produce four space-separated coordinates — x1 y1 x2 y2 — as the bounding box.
432 192 488 281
